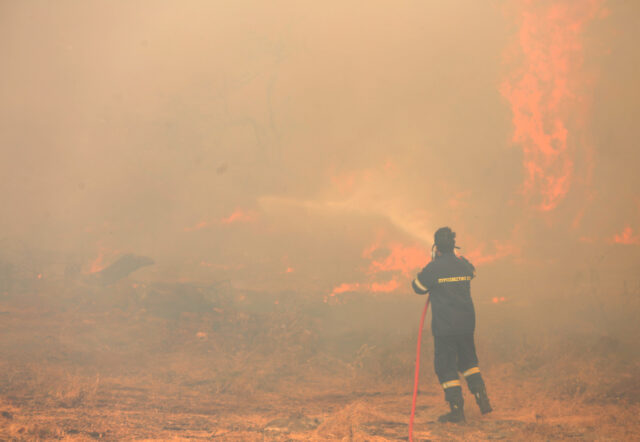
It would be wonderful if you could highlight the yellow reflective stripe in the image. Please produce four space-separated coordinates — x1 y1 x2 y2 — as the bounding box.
462 367 480 377
438 276 472 283
413 277 427 292
442 379 461 389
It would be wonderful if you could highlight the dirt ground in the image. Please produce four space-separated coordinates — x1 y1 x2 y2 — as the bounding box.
1 282 639 441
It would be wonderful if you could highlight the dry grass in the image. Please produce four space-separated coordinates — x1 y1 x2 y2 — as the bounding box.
1 282 639 440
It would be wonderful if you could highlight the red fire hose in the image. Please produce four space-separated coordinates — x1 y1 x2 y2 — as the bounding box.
409 296 430 442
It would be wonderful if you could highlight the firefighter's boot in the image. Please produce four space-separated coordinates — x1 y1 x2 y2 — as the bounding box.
438 385 465 423
466 372 492 414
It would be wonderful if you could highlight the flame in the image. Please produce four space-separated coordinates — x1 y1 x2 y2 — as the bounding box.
325 278 400 302
329 282 362 297
612 226 640 245
501 0 604 211
492 297 507 304
328 241 428 300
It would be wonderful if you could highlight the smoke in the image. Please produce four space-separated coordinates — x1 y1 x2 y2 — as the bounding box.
0 0 638 313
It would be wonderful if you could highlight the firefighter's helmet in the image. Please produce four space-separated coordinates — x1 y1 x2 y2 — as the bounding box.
434 227 456 253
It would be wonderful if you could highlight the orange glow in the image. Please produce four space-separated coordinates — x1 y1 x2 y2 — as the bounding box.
330 282 362 296
37 273 42 279
285 267 294 273
447 191 471 210
86 246 123 274
365 242 429 277
327 278 401 300
220 209 255 225
465 241 517 266
185 209 256 231
370 279 400 293
612 226 640 245
501 1 604 211
184 220 209 232
330 171 357 195
199 261 244 270
89 248 108 274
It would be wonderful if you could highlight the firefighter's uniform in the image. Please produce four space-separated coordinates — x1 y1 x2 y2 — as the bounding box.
412 251 492 422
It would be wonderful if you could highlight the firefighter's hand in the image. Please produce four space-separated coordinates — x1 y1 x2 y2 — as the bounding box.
412 278 428 295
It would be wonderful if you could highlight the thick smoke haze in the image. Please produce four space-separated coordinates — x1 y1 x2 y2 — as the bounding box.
1 1 640 439
1 1 638 307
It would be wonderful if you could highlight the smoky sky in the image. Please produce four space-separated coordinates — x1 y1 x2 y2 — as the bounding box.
1 1 638 294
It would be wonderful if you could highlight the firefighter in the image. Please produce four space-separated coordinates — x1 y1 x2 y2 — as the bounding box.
411 227 492 423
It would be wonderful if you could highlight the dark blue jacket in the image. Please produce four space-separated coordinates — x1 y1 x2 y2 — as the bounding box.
412 252 476 336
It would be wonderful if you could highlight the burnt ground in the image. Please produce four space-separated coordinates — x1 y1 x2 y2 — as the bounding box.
1 281 639 441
